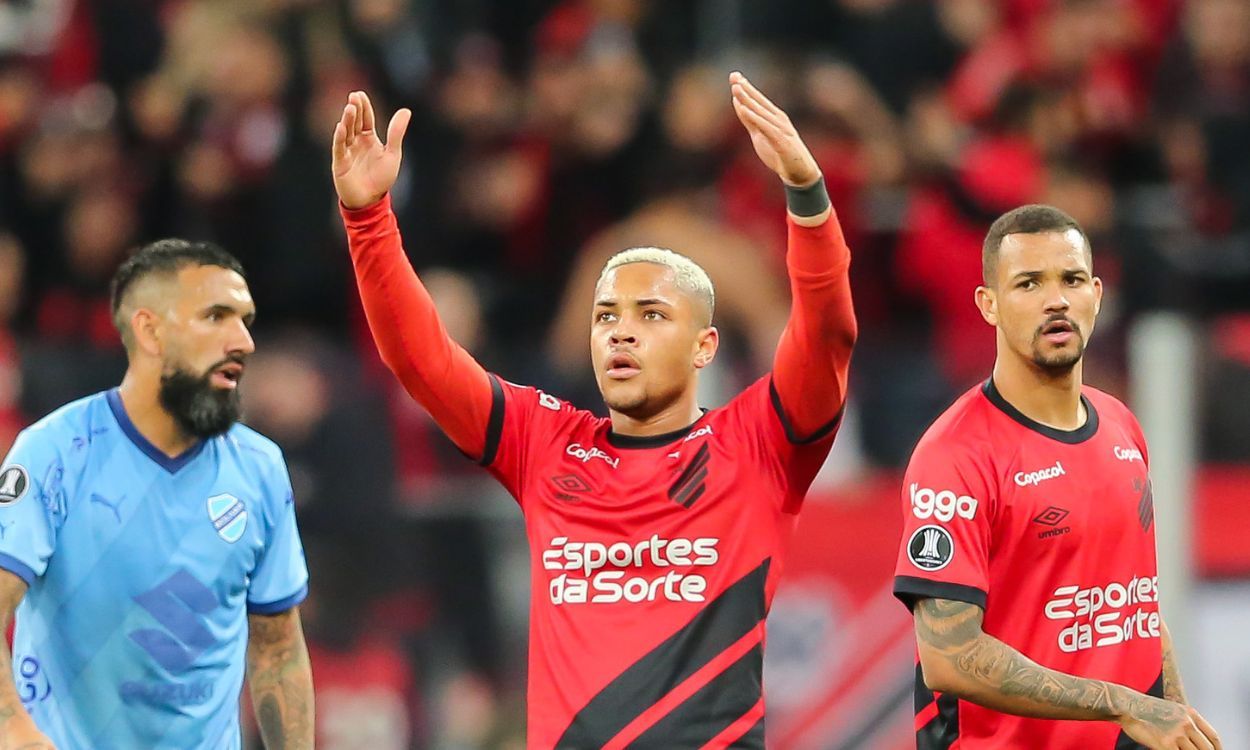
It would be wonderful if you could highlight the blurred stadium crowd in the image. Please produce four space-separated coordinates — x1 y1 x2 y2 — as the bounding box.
1 0 1249 747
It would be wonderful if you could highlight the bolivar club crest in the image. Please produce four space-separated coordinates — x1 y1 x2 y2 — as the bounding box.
207 493 247 543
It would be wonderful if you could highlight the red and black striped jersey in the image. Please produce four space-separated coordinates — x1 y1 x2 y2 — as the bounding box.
483 375 838 749
894 380 1164 749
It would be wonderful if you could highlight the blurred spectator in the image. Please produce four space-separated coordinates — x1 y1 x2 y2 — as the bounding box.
0 235 26 454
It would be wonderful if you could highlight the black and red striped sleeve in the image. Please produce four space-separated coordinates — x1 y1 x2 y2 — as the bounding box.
341 195 494 460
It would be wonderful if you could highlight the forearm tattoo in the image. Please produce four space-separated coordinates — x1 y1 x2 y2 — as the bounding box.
1160 624 1188 704
247 610 314 750
915 598 1181 726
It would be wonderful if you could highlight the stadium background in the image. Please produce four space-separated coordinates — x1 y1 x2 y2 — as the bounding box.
1 0 1248 747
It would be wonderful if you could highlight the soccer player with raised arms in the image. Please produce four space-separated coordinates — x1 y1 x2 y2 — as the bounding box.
333 72 855 748
893 206 1222 749
0 242 312 749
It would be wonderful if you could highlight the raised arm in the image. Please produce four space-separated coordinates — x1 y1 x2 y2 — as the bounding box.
0 570 54 750
914 598 1221 750
332 91 494 458
730 73 856 440
246 608 314 750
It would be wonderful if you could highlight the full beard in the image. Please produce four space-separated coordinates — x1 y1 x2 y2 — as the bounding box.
159 363 242 439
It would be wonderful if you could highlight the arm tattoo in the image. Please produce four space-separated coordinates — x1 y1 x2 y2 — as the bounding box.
915 598 1183 726
1160 621 1187 704
247 609 314 750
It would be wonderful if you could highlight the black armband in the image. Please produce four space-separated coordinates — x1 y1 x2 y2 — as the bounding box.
784 176 831 217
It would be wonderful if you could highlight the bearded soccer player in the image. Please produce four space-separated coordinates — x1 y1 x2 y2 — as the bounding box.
333 73 855 749
893 206 1222 750
0 242 312 749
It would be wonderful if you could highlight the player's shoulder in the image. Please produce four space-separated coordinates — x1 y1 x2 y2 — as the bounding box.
495 376 601 429
710 374 779 425
913 383 999 457
222 423 285 465
12 391 112 455
1081 385 1139 428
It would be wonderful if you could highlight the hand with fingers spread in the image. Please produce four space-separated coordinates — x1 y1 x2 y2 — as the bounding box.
730 71 821 189
331 90 412 210
1118 697 1222 750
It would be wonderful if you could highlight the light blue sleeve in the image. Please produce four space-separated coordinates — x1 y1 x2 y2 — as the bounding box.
246 457 308 614
0 427 67 585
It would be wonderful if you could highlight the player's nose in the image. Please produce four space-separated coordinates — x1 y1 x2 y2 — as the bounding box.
229 319 256 356
1043 287 1070 314
609 323 638 346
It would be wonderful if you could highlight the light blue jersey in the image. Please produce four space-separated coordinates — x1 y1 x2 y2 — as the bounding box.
0 389 308 750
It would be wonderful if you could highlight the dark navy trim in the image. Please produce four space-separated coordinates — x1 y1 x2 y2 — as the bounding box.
769 377 844 445
607 411 709 450
106 389 206 474
981 378 1098 445
247 583 309 615
893 576 987 612
478 375 506 467
0 553 37 586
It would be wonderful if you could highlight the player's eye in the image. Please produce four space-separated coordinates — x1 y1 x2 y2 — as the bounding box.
1066 275 1086 287
1018 279 1038 290
596 311 616 323
643 310 665 321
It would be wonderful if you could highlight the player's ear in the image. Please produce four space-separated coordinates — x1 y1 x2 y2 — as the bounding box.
974 285 998 327
130 307 164 357
694 326 719 370
1092 275 1103 317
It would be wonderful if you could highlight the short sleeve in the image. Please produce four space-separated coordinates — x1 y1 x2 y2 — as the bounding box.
722 377 841 515
479 375 587 507
0 427 68 585
0 428 66 585
892 440 995 612
247 459 309 614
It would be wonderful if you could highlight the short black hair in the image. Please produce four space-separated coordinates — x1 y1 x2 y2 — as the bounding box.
982 204 1090 286
110 239 246 347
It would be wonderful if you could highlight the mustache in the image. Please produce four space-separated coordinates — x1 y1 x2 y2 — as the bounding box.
206 353 247 374
1035 314 1080 337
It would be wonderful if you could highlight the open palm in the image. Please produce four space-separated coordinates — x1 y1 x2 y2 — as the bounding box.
729 71 820 188
331 90 412 210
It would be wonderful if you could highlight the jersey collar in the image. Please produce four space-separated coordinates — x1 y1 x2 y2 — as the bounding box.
607 410 709 450
106 389 207 473
981 378 1099 445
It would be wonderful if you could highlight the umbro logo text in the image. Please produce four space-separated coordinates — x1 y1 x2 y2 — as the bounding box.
1033 506 1071 539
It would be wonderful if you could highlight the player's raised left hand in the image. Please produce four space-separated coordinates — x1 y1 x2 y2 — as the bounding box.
730 71 821 188
332 90 411 210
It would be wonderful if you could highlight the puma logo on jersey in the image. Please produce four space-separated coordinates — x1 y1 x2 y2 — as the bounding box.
1114 446 1143 463
1014 460 1066 487
90 493 125 524
566 443 619 469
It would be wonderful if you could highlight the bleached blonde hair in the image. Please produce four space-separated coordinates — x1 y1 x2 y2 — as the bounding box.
596 247 715 326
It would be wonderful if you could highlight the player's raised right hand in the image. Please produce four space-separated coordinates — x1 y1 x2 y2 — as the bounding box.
1118 698 1221 750
331 90 411 210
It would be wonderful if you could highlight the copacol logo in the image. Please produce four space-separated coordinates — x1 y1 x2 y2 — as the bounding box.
207 494 247 543
908 525 954 571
